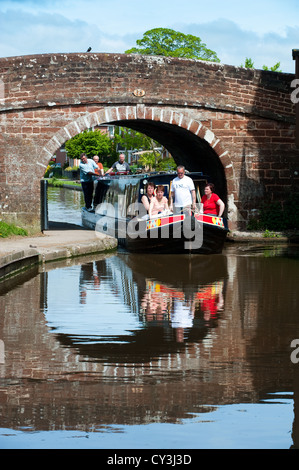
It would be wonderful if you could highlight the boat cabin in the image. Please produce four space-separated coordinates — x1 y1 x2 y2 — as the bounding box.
93 171 209 219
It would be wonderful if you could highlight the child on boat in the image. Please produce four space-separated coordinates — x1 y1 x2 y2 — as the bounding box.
149 185 169 218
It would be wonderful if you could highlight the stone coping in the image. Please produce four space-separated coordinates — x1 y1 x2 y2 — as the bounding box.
0 227 117 281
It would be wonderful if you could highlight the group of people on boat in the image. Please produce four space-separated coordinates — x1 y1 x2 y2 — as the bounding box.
142 165 225 219
79 152 225 218
79 152 131 211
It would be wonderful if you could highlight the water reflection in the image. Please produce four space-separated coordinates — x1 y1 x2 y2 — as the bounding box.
47 186 84 226
44 254 228 364
0 245 299 448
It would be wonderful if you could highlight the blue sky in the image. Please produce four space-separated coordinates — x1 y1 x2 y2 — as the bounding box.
0 0 298 72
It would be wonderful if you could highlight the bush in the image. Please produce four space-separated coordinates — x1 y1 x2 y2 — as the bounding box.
247 193 299 231
64 165 79 171
283 193 299 229
259 201 284 231
156 157 177 172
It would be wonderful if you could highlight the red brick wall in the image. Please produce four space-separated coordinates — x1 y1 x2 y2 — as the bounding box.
0 53 298 231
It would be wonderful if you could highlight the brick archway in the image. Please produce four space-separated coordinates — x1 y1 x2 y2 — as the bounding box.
41 104 236 223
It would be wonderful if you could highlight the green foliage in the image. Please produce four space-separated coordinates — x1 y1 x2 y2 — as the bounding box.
47 177 80 188
65 129 113 160
259 201 284 231
128 164 140 174
44 164 52 178
137 154 177 172
44 166 62 178
47 177 64 187
247 194 299 231
125 28 220 62
262 62 281 72
241 57 282 72
242 57 255 69
64 165 79 171
263 229 280 238
156 157 177 172
0 221 28 238
114 126 155 152
138 152 156 171
282 193 299 229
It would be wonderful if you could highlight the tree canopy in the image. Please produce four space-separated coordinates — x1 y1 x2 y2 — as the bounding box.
64 129 113 159
125 28 220 62
114 126 156 152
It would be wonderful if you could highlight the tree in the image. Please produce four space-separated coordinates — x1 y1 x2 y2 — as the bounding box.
114 126 154 152
125 28 220 62
138 152 156 172
64 129 114 160
114 126 162 161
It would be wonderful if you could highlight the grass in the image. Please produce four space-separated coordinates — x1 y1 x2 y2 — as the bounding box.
47 177 81 188
0 221 28 238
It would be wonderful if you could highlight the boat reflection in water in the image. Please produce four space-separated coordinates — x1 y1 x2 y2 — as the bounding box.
128 254 226 345
48 254 228 364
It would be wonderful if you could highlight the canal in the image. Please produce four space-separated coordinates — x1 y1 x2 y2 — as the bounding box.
0 187 299 449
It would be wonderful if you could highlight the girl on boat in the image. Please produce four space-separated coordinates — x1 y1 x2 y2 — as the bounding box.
149 185 169 218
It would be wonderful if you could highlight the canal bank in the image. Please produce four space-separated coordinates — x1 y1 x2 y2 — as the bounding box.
0 221 117 280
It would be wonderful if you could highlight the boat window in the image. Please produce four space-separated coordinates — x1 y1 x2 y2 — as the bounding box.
193 180 208 203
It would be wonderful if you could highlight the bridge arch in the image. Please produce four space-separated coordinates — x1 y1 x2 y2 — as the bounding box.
42 104 236 219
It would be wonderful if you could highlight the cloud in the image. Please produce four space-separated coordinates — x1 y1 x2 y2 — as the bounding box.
0 9 132 57
0 8 296 73
176 19 297 72
0 10 88 56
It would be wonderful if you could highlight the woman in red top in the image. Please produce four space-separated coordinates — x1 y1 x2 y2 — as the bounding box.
201 183 225 216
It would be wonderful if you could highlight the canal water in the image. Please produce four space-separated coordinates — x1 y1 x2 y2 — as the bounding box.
0 187 299 450
47 185 84 227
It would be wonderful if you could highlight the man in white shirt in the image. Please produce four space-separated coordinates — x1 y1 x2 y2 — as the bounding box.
170 166 196 213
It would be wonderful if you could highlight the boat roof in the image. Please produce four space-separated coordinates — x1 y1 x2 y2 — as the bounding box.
101 171 209 183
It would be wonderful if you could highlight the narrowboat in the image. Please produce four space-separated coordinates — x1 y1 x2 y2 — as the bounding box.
81 172 229 254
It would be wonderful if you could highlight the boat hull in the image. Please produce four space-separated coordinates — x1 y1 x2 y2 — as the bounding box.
82 208 228 255
124 214 227 254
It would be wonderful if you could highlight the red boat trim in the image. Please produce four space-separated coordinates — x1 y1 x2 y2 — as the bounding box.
146 214 185 231
194 213 225 228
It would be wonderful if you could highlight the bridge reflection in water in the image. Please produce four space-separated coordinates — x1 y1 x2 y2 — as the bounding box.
0 245 298 448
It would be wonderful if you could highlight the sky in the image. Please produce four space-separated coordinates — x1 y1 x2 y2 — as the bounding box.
0 0 298 73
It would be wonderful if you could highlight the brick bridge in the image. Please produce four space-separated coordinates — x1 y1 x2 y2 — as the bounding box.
0 52 298 232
